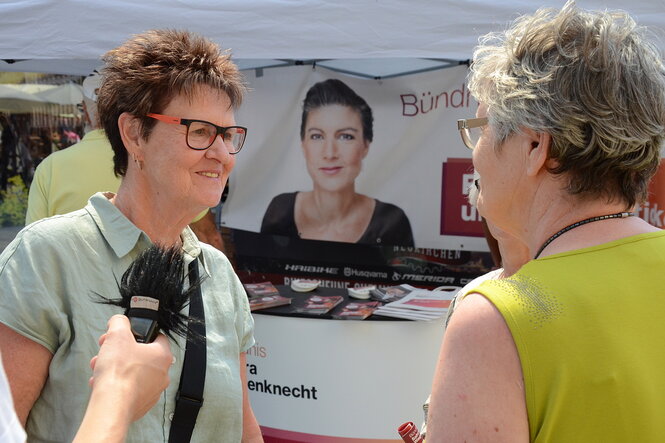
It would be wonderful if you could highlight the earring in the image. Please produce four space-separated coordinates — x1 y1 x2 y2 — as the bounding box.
132 154 143 171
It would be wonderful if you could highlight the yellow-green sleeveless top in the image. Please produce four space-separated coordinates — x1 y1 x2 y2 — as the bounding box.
474 230 665 442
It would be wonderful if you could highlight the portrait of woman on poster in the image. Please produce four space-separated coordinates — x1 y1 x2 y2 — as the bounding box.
261 79 414 246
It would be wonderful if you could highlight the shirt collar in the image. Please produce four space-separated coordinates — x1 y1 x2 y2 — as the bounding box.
181 226 210 279
85 192 205 269
181 225 203 262
86 192 147 258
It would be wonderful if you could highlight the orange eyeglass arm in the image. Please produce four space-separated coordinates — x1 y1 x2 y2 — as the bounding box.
146 113 181 125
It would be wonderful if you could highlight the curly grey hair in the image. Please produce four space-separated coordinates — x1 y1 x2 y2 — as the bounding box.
468 1 665 208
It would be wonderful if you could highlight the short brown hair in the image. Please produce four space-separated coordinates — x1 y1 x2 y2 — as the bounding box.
469 2 665 208
97 29 246 177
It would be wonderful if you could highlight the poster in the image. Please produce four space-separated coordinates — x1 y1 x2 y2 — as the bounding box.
227 64 484 250
225 65 493 287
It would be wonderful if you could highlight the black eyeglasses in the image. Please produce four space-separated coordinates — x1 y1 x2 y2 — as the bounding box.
147 113 247 153
457 117 488 150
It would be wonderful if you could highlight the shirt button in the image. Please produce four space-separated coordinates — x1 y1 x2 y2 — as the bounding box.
169 412 174 421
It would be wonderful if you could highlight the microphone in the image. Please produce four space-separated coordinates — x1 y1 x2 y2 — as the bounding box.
98 245 203 343
127 294 160 343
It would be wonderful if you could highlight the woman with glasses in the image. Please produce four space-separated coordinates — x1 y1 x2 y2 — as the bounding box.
428 3 665 442
261 79 414 246
0 30 262 442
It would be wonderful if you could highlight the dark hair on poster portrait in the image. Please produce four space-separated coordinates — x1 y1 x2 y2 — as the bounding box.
261 78 414 246
299 79 374 143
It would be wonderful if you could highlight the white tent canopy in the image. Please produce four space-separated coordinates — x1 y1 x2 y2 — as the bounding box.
1 0 664 77
0 83 83 112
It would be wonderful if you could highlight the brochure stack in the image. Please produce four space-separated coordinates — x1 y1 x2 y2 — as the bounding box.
373 287 459 320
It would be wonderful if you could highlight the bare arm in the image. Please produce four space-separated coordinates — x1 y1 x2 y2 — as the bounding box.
0 323 52 426
73 315 172 443
427 293 529 442
239 352 263 442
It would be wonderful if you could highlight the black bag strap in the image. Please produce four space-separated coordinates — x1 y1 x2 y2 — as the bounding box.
169 257 207 443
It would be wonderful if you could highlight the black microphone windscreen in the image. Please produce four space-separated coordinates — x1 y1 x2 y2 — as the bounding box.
96 244 204 343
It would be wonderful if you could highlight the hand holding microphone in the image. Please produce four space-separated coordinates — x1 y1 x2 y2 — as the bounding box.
89 315 172 419
74 315 172 442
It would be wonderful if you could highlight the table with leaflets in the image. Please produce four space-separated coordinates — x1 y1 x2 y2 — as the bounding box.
246 285 447 442
248 285 404 320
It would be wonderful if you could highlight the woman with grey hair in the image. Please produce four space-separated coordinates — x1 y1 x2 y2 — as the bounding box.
428 2 665 442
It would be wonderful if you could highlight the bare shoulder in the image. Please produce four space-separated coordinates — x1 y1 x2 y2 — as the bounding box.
427 293 529 443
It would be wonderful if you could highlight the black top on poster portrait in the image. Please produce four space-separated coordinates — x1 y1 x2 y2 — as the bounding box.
261 192 414 246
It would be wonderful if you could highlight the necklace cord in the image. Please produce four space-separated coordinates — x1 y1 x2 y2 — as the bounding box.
534 212 636 259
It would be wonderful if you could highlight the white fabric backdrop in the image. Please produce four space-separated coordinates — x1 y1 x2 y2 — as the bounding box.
1 0 663 74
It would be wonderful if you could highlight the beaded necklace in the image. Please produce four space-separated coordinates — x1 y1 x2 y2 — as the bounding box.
534 211 636 259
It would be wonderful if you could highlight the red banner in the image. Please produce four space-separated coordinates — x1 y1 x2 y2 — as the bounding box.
638 160 665 228
440 158 483 237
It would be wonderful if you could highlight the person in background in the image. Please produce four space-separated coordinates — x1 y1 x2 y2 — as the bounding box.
428 3 665 441
0 29 262 442
0 315 172 443
25 72 225 250
261 78 414 246
25 72 121 224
